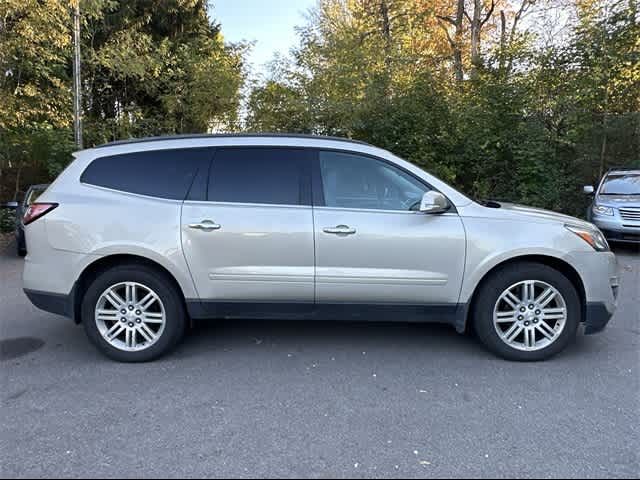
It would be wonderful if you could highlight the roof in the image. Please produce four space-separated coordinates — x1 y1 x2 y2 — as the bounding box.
606 167 640 174
92 133 372 149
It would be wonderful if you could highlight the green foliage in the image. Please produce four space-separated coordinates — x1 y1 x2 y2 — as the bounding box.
0 208 16 234
246 80 314 133
81 0 246 145
245 0 640 217
1 0 638 220
0 0 245 200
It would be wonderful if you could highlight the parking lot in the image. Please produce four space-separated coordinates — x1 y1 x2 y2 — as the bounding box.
1 241 638 479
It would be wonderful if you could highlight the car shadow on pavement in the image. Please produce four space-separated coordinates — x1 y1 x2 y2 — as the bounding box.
173 318 601 363
178 319 485 358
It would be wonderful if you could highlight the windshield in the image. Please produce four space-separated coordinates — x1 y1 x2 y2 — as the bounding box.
600 173 640 195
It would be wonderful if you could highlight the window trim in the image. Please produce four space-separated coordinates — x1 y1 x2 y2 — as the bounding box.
185 153 213 202
205 146 314 207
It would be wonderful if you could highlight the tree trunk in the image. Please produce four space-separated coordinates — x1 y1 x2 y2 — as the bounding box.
453 0 465 82
499 10 507 72
599 106 609 178
379 0 392 64
599 117 608 179
470 0 483 77
14 160 22 200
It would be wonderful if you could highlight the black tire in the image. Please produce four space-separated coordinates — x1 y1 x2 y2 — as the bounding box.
473 262 580 362
81 264 186 362
16 231 27 257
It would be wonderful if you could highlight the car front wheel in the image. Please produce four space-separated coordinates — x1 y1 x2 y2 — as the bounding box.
82 264 186 362
473 262 580 361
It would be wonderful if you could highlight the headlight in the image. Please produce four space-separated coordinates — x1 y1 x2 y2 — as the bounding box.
592 205 614 216
565 224 610 252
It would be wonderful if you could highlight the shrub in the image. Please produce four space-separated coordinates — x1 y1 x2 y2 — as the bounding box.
0 208 16 234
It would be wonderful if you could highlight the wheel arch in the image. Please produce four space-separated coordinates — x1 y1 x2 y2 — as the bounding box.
460 254 587 333
71 254 189 324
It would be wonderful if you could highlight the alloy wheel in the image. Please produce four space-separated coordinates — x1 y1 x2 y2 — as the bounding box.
493 280 567 352
94 282 166 352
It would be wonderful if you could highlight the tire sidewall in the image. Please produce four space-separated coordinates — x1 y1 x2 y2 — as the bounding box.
82 265 185 362
17 231 27 257
474 263 581 362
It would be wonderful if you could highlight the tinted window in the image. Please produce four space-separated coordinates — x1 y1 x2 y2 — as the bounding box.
318 151 428 211
81 149 209 200
208 148 311 205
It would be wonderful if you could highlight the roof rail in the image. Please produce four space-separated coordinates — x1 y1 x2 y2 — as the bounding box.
606 166 640 172
92 133 373 149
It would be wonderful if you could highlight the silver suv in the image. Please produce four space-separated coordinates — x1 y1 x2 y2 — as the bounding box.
585 168 640 244
23 134 619 362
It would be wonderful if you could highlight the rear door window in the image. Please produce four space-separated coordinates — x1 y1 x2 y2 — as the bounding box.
207 148 312 206
81 148 210 200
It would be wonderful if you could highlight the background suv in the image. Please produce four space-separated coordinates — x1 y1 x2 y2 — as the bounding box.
23 134 618 362
585 168 640 244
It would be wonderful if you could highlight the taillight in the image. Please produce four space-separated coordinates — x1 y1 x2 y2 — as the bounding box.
23 203 58 226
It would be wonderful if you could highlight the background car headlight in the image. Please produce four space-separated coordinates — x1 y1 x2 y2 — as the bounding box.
592 205 614 216
565 224 610 252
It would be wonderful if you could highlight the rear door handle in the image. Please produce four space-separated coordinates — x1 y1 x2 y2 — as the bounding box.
323 225 356 235
188 220 221 231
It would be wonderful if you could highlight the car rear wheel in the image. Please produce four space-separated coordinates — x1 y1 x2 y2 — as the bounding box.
473 262 580 361
82 264 186 362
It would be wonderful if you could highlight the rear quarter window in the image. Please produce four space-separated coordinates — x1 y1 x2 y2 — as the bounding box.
81 148 210 200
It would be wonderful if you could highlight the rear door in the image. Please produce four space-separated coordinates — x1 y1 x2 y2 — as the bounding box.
181 147 315 314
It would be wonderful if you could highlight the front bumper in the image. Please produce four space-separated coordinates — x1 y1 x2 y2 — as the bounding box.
584 302 615 334
599 228 640 244
592 215 640 243
565 250 618 333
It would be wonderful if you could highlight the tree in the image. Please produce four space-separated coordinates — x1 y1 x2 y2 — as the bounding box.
0 0 74 200
81 0 246 144
246 0 639 216
0 0 247 200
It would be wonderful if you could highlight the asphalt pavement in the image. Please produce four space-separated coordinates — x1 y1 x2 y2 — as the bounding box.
1 241 639 478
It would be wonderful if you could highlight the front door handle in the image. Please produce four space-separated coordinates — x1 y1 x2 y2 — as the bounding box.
323 225 356 235
188 220 221 231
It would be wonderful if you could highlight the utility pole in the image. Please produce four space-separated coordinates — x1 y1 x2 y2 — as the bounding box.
72 0 83 149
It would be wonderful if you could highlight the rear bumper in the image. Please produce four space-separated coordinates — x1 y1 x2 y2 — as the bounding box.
584 301 614 335
24 288 76 320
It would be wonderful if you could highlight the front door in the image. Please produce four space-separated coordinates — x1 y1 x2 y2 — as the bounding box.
312 150 466 309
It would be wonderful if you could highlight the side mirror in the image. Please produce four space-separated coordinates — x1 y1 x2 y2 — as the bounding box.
2 201 19 209
419 191 450 214
583 185 595 195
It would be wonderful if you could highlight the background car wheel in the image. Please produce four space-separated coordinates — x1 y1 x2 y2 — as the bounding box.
16 232 26 257
473 262 580 361
82 264 186 362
